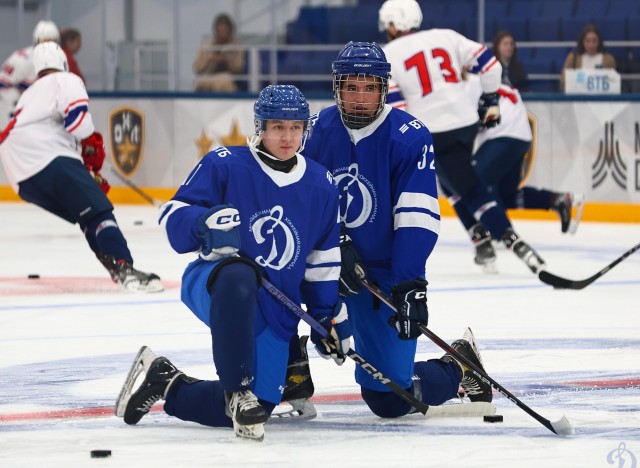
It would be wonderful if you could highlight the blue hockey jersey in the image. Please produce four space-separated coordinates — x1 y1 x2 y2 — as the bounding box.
303 104 440 284
159 145 341 339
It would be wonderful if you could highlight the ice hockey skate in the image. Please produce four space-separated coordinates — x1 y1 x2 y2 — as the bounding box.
551 192 585 235
115 346 185 425
275 335 317 420
501 228 546 274
470 224 497 274
98 254 163 293
225 390 268 441
447 328 493 403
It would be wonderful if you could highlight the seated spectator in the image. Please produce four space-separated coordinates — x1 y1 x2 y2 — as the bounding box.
60 28 85 82
492 30 528 91
561 23 616 91
193 13 245 92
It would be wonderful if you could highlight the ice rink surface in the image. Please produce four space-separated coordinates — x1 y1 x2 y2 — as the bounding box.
0 202 639 467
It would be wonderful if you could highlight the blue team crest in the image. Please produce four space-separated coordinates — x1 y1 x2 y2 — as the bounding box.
334 163 376 228
251 205 300 270
108 106 144 176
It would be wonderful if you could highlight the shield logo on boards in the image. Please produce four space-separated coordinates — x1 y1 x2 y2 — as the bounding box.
108 106 144 177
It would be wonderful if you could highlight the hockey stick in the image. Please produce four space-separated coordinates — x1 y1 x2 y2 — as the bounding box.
360 279 575 436
260 277 429 415
538 241 640 290
108 167 164 208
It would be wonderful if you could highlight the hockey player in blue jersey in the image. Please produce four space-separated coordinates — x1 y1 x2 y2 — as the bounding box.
115 84 351 441
283 42 493 419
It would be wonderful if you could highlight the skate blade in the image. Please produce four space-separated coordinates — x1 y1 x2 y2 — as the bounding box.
233 421 265 441
270 398 317 421
425 401 496 418
568 193 585 235
122 279 164 293
114 346 157 417
479 260 498 274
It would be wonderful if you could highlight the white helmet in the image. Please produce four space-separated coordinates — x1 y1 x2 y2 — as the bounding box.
32 42 68 75
378 0 423 33
33 20 60 44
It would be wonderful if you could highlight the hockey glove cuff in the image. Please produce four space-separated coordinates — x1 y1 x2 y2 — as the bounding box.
478 92 501 128
311 301 352 366
197 204 241 261
81 131 106 171
339 228 367 297
390 279 428 340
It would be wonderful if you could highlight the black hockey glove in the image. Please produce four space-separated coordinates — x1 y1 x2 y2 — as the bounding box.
478 92 501 128
338 229 367 297
390 279 428 340
310 301 352 366
197 204 241 261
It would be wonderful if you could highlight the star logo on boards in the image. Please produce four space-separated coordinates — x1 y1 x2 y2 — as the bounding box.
196 119 247 159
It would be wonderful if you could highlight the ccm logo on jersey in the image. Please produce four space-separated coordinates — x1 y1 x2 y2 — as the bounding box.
206 207 241 230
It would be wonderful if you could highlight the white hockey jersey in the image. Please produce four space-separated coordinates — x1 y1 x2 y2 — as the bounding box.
384 29 502 133
0 46 36 128
464 74 532 149
0 71 95 191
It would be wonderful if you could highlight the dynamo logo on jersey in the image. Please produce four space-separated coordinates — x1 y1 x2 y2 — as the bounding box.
250 205 300 270
334 163 376 228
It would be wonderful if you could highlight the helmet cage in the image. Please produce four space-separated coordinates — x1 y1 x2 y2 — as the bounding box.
332 42 391 129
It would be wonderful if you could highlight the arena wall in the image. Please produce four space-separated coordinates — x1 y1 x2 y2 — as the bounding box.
1 96 639 223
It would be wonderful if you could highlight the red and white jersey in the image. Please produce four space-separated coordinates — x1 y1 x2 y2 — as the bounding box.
0 46 36 128
384 29 502 133
464 74 532 148
0 71 95 191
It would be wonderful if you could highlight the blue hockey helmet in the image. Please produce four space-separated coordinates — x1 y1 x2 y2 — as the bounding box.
332 42 391 129
250 84 311 149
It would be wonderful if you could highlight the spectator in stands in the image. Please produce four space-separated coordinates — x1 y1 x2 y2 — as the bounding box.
60 28 85 82
561 23 616 91
193 13 245 92
492 30 528 91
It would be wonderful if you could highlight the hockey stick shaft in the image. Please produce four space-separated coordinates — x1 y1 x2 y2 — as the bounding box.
361 279 574 435
260 277 430 415
538 241 640 289
108 167 164 207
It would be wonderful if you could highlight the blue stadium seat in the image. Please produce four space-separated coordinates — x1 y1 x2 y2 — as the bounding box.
607 0 639 17
484 0 510 19
560 18 590 41
498 18 529 41
508 1 542 18
599 17 628 40
524 57 555 74
540 0 575 18
417 0 448 19
573 0 610 18
529 18 561 41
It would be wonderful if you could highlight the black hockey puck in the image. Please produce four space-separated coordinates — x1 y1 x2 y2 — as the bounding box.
483 414 504 423
28 274 40 279
134 220 143 226
90 450 112 458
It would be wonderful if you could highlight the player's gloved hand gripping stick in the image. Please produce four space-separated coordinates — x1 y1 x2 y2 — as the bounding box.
360 278 575 436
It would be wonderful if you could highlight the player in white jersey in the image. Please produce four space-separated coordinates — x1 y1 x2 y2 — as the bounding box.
465 74 585 237
115 85 350 441
0 20 60 129
0 42 161 293
379 0 546 275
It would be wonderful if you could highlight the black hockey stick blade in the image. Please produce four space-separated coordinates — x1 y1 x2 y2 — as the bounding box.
361 279 575 436
261 277 430 415
538 241 640 290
